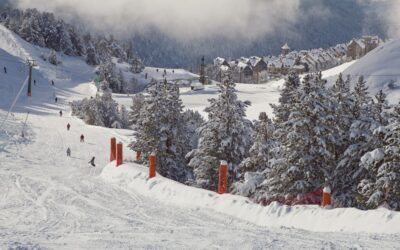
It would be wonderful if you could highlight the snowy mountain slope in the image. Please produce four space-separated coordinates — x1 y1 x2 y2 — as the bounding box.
0 24 94 114
0 24 399 249
342 39 400 104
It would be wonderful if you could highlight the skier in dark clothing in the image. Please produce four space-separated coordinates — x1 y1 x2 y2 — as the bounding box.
59 110 63 117
67 123 70 131
89 157 95 167
51 80 54 86
33 80 36 86
55 97 58 103
3 66 6 74
80 134 84 142
66 147 71 157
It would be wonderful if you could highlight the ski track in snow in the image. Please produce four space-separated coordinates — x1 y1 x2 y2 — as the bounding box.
0 25 399 249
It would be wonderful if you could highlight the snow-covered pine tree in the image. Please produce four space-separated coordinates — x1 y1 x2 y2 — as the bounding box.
97 61 121 93
373 90 390 126
232 112 276 198
130 80 191 182
120 105 130 129
358 122 400 211
118 69 126 93
182 109 205 150
270 72 300 125
130 57 145 74
330 73 357 205
333 76 383 207
129 93 145 126
265 74 337 199
159 82 192 181
48 49 59 65
187 70 252 191
70 92 121 128
390 101 400 123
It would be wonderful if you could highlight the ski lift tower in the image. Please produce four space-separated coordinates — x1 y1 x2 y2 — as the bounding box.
199 56 207 85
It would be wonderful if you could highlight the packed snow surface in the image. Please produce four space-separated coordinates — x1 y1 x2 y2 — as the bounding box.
0 24 399 249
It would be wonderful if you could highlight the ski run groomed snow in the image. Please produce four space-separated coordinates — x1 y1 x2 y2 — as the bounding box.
0 24 400 249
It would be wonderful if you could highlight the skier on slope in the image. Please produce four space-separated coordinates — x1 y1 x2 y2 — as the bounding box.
3 66 6 74
55 97 58 103
59 110 63 117
89 156 96 167
80 134 85 142
67 123 71 131
66 147 71 157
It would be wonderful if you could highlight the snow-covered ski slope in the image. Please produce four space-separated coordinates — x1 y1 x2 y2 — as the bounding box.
0 24 399 249
341 39 400 104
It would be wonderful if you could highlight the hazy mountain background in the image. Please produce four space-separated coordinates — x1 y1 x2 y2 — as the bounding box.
2 0 394 68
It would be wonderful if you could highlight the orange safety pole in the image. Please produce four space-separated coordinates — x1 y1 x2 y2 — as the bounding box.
110 137 116 162
149 152 156 178
116 143 123 167
136 151 141 161
321 186 332 207
218 160 228 194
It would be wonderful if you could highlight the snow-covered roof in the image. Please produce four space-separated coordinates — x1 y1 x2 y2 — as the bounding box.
214 57 227 66
248 56 262 67
238 57 250 64
281 43 290 50
220 65 230 71
237 61 252 70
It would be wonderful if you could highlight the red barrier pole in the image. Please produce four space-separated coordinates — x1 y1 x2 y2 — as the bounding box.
110 137 116 162
149 152 156 178
116 143 123 167
321 186 332 207
218 160 228 194
136 151 141 161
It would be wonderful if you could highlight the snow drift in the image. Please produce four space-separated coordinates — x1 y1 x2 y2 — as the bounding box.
101 162 400 234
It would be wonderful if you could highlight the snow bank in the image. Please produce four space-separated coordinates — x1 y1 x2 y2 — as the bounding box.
101 163 400 234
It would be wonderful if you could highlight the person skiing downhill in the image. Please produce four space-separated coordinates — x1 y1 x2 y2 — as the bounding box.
67 123 71 131
89 156 95 167
66 147 71 157
59 110 63 117
80 134 85 142
3 66 6 74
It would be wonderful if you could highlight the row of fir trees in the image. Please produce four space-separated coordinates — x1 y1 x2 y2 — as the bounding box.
130 71 400 211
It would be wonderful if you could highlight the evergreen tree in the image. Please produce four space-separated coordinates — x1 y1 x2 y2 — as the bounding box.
182 110 205 150
270 72 300 125
187 70 252 191
266 74 337 198
120 105 130 129
48 49 59 65
232 112 276 198
358 122 400 210
333 76 384 207
70 93 121 128
130 80 191 182
129 93 145 126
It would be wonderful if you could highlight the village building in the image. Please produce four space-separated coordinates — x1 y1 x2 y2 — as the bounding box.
208 36 379 84
213 57 230 67
347 36 381 60
281 43 291 56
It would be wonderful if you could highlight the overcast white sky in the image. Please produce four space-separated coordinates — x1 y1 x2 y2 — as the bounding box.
13 0 400 39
